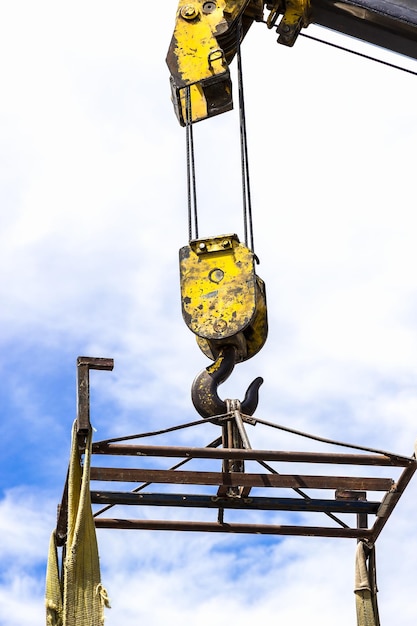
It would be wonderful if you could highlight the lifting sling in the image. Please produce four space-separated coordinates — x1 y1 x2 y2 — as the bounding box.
355 542 380 626
45 421 110 626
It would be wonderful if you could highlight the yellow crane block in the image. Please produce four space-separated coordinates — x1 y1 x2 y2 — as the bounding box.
179 234 267 362
166 1 263 124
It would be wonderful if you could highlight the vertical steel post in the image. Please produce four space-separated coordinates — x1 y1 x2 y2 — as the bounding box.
76 356 114 433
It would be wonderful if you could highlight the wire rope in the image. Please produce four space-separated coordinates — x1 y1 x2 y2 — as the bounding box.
237 19 256 252
299 32 417 78
247 414 415 463
95 409 413 463
259 18 417 78
185 86 199 241
183 27 257 249
94 414 226 445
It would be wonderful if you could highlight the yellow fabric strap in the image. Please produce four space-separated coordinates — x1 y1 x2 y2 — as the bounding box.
354 542 379 626
45 531 63 626
45 421 110 626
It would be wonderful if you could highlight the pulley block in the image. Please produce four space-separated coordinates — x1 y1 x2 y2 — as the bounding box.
179 233 268 362
166 1 264 125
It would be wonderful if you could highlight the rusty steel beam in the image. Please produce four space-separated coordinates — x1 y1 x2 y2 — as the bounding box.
91 490 381 514
369 461 417 543
90 467 394 491
91 443 413 467
76 357 114 432
94 517 374 539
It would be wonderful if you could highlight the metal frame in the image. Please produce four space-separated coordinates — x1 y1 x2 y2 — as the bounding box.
90 442 416 542
54 357 417 547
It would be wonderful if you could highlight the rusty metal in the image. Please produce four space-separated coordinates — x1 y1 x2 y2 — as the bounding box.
88 434 415 542
219 403 248 495
92 436 223 519
94 518 374 538
91 491 380 514
56 430 416 543
61 434 415 543
91 442 414 466
369 460 417 543
90 467 395 491
55 356 114 546
191 345 263 419
55 357 417 548
76 357 114 433
336 489 368 535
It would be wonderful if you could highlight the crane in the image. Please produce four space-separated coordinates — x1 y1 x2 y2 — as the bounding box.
163 2 417 625
46 4 417 625
167 0 417 124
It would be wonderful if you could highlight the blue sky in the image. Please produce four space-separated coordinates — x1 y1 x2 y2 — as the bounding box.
1 2 417 624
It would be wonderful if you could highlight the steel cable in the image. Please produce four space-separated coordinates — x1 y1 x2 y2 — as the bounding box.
185 86 199 241
300 32 417 77
237 19 255 252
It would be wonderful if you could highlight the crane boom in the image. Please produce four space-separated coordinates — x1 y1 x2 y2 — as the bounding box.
167 0 417 124
306 0 417 60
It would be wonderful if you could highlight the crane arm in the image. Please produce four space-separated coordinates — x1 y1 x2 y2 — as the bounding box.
167 0 417 125
297 1 417 59
166 1 264 125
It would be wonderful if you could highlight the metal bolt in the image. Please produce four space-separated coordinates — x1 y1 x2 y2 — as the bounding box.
209 268 224 283
199 242 206 251
222 239 231 248
202 1 216 13
181 4 198 20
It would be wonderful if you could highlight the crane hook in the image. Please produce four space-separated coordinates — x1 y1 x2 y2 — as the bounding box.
191 344 263 420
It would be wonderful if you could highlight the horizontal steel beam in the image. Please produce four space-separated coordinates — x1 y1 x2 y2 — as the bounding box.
91 490 380 514
90 467 394 491
91 443 413 466
94 517 374 539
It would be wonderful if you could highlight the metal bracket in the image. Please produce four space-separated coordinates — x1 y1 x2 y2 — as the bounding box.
55 356 114 545
275 0 310 47
76 356 114 434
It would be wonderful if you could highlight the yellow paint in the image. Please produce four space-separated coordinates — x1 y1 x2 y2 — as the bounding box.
282 0 310 27
174 1 228 84
167 1 253 123
179 234 267 362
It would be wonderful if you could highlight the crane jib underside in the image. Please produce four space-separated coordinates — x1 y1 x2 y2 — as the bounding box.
310 0 417 60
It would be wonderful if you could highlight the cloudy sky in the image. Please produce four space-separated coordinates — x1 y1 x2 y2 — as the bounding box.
1 2 417 624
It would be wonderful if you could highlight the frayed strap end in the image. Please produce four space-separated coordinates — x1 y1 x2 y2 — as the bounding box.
96 583 111 609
